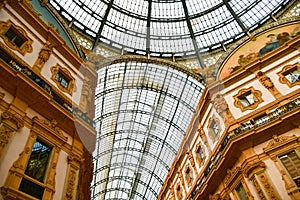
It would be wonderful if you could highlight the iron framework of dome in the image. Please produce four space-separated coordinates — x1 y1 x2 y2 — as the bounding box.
91 57 204 199
49 0 291 67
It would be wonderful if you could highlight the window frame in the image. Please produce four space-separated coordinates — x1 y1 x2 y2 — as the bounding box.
51 64 75 95
278 63 300 87
233 87 263 111
207 116 221 143
278 150 300 187
0 20 33 55
19 138 54 199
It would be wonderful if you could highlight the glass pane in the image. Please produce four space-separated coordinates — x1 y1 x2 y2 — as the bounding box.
25 140 52 182
285 69 300 83
279 151 300 179
19 178 45 199
245 93 257 105
235 182 249 200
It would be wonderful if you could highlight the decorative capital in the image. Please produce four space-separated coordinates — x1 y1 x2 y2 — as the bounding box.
1 111 24 130
67 152 84 164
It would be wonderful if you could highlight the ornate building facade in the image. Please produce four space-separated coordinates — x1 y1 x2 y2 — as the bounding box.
159 18 300 200
0 0 299 200
0 1 96 200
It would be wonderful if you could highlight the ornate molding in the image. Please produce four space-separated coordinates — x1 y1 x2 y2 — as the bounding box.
243 161 266 179
1 111 24 130
195 143 206 166
50 64 75 95
79 77 93 113
65 169 77 200
207 115 221 143
32 41 55 74
278 62 300 88
252 177 267 200
67 152 84 165
212 93 235 125
0 111 24 158
233 86 263 112
257 71 281 98
0 20 33 55
216 16 300 76
263 134 297 153
224 166 241 187
257 172 281 200
32 116 68 142
0 92 4 100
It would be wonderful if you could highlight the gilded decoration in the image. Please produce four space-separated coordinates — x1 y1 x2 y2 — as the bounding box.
219 22 300 79
195 143 206 166
79 77 93 113
233 86 263 112
65 169 77 200
224 166 241 187
257 71 281 98
252 178 267 200
207 116 221 143
32 41 55 74
212 94 234 125
50 64 75 95
68 151 84 164
263 135 297 152
198 125 211 153
0 111 24 158
1 111 24 130
243 161 266 179
0 20 33 55
32 116 68 142
278 62 300 88
257 173 281 200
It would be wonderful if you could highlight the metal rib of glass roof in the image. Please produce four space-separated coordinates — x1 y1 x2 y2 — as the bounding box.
92 59 204 199
49 0 290 58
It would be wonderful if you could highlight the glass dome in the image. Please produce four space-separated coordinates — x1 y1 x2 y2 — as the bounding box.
49 0 290 59
91 57 204 199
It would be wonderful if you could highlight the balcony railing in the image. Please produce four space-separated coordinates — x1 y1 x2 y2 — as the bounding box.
191 95 300 199
0 48 95 127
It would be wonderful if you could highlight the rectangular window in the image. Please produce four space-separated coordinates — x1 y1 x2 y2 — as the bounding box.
56 71 70 89
279 150 300 187
238 92 257 107
283 67 300 83
4 26 26 48
210 120 219 135
197 146 204 160
186 168 193 183
25 139 52 182
19 178 45 199
235 182 249 200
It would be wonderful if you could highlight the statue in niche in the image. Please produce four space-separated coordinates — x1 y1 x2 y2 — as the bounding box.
79 77 92 113
33 41 54 73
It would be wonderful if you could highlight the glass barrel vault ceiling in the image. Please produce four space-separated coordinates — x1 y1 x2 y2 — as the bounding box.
92 60 204 199
49 0 290 57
